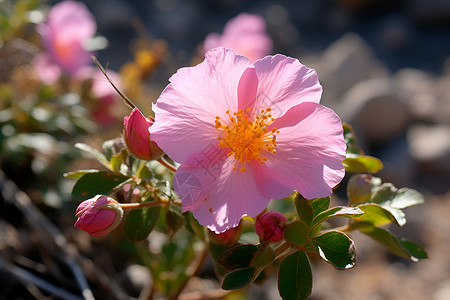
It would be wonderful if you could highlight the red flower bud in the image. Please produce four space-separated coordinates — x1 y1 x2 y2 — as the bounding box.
208 223 242 246
255 211 288 243
123 108 163 160
74 195 123 236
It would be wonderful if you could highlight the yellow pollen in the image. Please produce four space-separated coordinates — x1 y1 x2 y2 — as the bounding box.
215 108 278 171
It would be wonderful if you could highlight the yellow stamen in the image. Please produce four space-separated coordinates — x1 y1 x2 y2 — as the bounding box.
215 108 278 171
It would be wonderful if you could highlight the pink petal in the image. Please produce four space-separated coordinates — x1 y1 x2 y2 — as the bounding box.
237 67 258 110
253 103 346 200
32 53 61 85
253 55 322 119
174 154 270 233
150 48 253 164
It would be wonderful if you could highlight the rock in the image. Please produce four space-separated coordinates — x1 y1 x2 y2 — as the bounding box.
393 68 437 121
315 33 389 108
407 125 450 170
337 78 411 146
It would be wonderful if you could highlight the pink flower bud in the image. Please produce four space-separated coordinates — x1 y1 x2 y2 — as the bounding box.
347 174 374 205
208 223 242 246
74 195 123 236
123 108 163 160
255 211 288 243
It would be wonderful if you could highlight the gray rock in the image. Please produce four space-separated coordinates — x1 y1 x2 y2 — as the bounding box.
393 68 437 121
315 33 389 108
337 78 411 146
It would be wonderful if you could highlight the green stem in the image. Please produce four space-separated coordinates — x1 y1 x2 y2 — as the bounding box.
119 200 166 210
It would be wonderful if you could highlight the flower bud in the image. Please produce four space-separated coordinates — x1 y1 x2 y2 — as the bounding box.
255 211 288 243
347 174 374 205
208 223 242 246
74 195 123 236
123 108 163 160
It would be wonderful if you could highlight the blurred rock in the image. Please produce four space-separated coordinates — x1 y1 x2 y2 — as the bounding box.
121 264 152 296
407 125 450 171
315 33 389 108
393 68 437 121
337 78 411 146
435 75 450 124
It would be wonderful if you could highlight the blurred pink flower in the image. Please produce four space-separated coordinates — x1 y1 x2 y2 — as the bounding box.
75 67 121 127
123 108 163 160
255 211 288 243
150 47 346 233
34 0 96 82
202 13 272 62
74 195 123 236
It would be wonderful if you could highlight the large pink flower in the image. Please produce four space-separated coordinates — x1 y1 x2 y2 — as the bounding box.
35 0 96 78
150 48 346 233
202 13 272 62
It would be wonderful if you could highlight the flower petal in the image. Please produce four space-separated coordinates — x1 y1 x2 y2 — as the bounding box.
237 67 258 110
174 154 270 233
151 47 253 163
253 103 346 199
253 54 322 119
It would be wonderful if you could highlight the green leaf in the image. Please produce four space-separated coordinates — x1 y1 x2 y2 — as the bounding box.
343 123 363 155
63 169 99 179
75 143 111 170
294 193 313 226
312 231 356 270
343 154 384 173
123 205 161 242
370 183 424 226
217 244 258 271
71 172 130 200
310 197 330 217
250 246 276 268
358 223 427 261
222 267 256 290
312 206 364 228
183 211 205 240
110 150 127 172
283 220 309 246
355 204 398 226
165 209 185 239
278 251 312 300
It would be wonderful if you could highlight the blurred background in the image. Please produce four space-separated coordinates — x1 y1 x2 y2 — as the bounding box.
1 0 449 299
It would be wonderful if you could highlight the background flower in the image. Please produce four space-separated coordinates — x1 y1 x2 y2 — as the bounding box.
202 13 273 62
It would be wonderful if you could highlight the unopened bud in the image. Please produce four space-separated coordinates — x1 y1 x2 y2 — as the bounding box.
255 211 288 243
208 223 242 246
123 108 163 160
347 174 374 205
74 195 123 236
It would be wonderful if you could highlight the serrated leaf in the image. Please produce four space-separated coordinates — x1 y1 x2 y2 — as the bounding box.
312 206 363 228
343 154 384 173
64 169 99 179
250 246 276 268
217 244 258 271
294 193 313 226
278 251 312 300
358 223 427 261
123 206 161 242
222 267 256 290
283 220 309 246
165 209 185 239
312 231 356 270
71 172 130 200
75 143 111 170
355 204 398 226
310 197 330 217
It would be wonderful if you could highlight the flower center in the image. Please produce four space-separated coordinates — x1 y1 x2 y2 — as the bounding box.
215 108 279 172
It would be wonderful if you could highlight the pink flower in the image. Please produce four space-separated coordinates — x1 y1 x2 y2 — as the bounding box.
255 211 288 243
35 0 96 79
202 13 272 62
75 67 122 127
123 108 163 160
208 223 242 246
150 47 346 233
74 195 123 236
